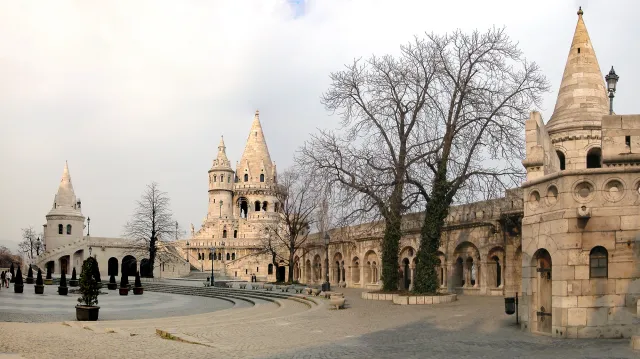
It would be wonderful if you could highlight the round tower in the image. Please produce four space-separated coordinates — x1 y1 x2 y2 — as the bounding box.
545 8 609 171
44 161 85 251
208 136 235 219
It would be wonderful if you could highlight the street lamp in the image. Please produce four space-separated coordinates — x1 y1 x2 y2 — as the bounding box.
87 217 91 236
185 240 190 263
605 66 619 115
88 245 92 257
36 237 41 256
323 233 331 292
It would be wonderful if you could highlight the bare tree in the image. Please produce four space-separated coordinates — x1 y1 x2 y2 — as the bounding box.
258 169 320 283
0 246 22 268
300 37 441 291
123 182 179 278
408 28 549 293
18 226 42 261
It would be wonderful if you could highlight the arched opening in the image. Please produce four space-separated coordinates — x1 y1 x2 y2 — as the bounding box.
220 175 224 182
243 173 248 182
402 258 410 290
58 224 63 234
262 201 268 211
58 256 69 275
217 252 221 260
108 257 118 276
492 256 502 287
466 257 475 286
260 174 265 182
223 230 227 238
140 258 152 277
231 253 235 260
121 255 137 277
455 258 464 287
213 175 217 182
532 248 552 333
586 147 602 169
556 150 565 170
226 253 230 261
66 224 72 235
589 246 608 278
254 201 261 212
209 252 213 260
238 197 248 218
305 259 312 283
268 263 274 275
276 265 285 282
233 230 237 238
371 261 378 284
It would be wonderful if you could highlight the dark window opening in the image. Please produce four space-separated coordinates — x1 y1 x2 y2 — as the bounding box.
58 224 63 234
556 150 566 170
586 148 602 169
254 201 261 211
578 48 581 54
626 136 631 148
233 230 237 238
589 246 608 278
262 201 268 211
66 224 72 235
243 173 248 182
223 230 227 238
260 174 264 182
232 253 235 260
226 253 230 260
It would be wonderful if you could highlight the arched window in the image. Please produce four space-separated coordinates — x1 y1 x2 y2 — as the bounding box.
586 148 602 169
218 252 221 260
228 176 231 183
220 175 223 182
556 150 566 171
260 174 264 182
66 224 72 235
223 230 227 238
58 224 63 234
254 201 261 211
589 246 608 278
232 253 235 260
226 253 230 260
268 264 274 274
213 175 217 182
233 230 238 238
244 174 248 182
209 252 213 260
262 201 268 211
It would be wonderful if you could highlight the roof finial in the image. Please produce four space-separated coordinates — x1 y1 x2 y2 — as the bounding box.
577 6 583 16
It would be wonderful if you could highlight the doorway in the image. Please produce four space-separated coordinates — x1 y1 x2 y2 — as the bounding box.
534 249 552 334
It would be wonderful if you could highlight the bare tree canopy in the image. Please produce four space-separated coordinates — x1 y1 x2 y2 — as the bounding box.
18 226 42 261
302 27 548 292
0 246 22 268
259 169 321 283
122 182 179 277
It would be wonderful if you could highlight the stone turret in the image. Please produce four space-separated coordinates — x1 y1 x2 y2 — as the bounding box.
44 162 85 252
545 8 609 170
208 136 235 219
237 110 275 184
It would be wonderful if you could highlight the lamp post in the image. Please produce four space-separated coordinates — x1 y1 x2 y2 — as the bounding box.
323 233 331 292
185 241 190 263
88 245 92 257
36 237 41 257
605 66 619 115
87 217 91 236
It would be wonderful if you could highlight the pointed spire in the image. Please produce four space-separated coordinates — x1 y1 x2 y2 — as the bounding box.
546 7 609 134
48 161 82 216
211 135 231 170
238 110 273 183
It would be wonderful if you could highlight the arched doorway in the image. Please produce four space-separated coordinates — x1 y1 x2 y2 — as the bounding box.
455 258 464 287
140 258 152 277
533 248 552 334
58 256 69 275
108 257 119 276
276 265 286 282
238 197 248 218
305 259 312 283
121 255 137 277
351 257 360 284
402 258 410 290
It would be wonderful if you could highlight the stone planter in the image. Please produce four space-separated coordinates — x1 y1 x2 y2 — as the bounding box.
133 287 144 295
119 287 129 296
14 284 23 293
107 283 118 290
44 279 53 285
69 280 79 287
58 286 68 295
34 285 44 294
26 277 34 284
361 291 457 305
76 305 100 321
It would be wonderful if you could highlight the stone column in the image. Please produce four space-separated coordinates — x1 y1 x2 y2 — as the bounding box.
409 264 415 291
442 265 448 288
473 262 479 288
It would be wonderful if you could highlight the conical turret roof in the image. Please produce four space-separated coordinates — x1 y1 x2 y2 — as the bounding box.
546 7 609 134
47 161 83 217
237 110 274 183
211 136 232 171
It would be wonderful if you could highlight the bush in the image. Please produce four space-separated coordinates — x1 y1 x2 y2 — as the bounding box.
77 257 100 307
109 274 116 284
134 271 142 288
14 267 23 286
36 269 43 286
120 272 129 288
27 266 33 279
93 262 102 283
46 265 52 279
60 272 67 287
9 263 15 283
71 267 77 280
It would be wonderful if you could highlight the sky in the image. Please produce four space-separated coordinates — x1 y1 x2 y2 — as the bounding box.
1 0 639 252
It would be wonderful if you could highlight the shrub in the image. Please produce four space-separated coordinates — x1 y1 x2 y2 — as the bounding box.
120 272 129 288
93 262 102 283
14 267 23 286
36 269 43 286
9 263 15 283
46 265 52 279
77 257 100 307
71 267 77 280
60 272 67 287
134 271 142 288
109 274 116 284
27 266 33 279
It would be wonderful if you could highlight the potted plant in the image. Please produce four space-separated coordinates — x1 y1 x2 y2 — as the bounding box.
76 257 100 321
26 265 34 284
44 265 53 285
133 271 144 295
69 267 79 287
13 267 23 293
119 272 129 296
9 263 15 283
58 271 68 295
34 269 45 294
107 275 117 290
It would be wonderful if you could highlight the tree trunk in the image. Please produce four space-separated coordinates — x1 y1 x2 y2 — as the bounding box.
148 235 156 278
413 168 451 294
381 214 401 291
287 252 295 284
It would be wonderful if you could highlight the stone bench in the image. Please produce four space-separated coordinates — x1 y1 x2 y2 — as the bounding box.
329 297 346 310
264 284 274 291
239 283 247 289
226 283 234 289
293 286 305 293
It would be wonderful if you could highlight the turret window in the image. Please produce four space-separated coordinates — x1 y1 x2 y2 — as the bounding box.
586 147 602 169
58 224 63 234
223 230 227 238
226 253 230 260
234 230 238 238
220 175 224 182
626 136 631 148
218 252 222 260
260 174 264 182
213 176 217 182
232 253 235 260
556 150 566 171
243 174 248 182
254 201 261 211
66 224 72 235
228 176 231 183
262 201 268 211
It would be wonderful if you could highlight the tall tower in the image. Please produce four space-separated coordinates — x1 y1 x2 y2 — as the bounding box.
545 7 609 170
44 162 85 251
208 136 235 219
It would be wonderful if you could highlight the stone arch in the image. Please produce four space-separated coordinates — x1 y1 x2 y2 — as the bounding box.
254 200 261 212
312 254 322 282
351 256 360 283
531 248 552 334
72 249 83 270
333 252 343 283
46 260 55 275
435 250 446 287
487 246 505 288
58 255 70 275
305 259 312 283
108 257 119 277
140 258 152 277
453 241 480 288
586 147 602 169
238 197 248 218
364 250 379 284
121 255 137 277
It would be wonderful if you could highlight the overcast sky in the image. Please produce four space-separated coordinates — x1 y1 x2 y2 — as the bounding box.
1 0 638 251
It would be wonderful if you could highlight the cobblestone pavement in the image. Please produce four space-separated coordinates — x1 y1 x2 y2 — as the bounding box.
0 288 636 359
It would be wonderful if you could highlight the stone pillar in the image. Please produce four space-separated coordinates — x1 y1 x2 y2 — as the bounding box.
409 264 415 291
473 263 479 288
442 265 448 288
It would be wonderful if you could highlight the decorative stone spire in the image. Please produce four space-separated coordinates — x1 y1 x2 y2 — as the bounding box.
47 161 82 216
545 7 609 134
238 110 274 183
212 136 231 169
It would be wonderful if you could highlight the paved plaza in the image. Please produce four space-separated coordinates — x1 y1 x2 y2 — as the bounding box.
0 284 636 359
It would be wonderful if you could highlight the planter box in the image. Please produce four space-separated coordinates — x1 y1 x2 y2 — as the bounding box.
119 287 129 296
69 280 79 287
76 306 100 321
26 277 34 284
34 285 44 294
14 284 23 293
58 286 68 295
107 283 118 290
133 287 144 295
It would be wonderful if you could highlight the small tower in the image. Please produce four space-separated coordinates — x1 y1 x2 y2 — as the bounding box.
44 162 85 251
208 136 235 219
